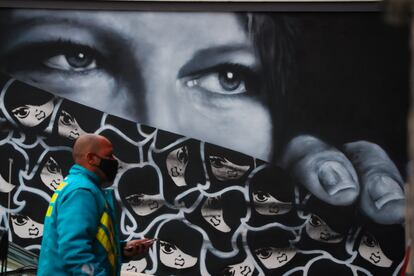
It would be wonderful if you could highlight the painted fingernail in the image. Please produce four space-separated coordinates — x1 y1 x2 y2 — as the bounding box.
318 161 356 196
369 175 404 210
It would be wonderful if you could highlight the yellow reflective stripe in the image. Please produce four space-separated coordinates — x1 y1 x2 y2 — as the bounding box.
50 193 58 203
46 206 53 217
100 212 116 254
96 227 116 270
56 182 67 191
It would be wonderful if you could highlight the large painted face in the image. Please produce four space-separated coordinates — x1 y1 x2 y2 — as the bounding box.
121 259 147 273
222 258 255 276
252 190 292 216
358 233 392 268
11 214 43 239
159 240 198 269
305 214 343 243
57 110 87 140
125 193 164 216
201 196 231 232
40 156 63 191
166 146 189 187
254 246 296 269
11 99 54 127
0 11 273 161
209 155 250 181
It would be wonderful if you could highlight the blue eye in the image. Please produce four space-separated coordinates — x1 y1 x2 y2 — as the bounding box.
3 40 103 74
44 49 96 71
186 71 245 95
184 63 259 96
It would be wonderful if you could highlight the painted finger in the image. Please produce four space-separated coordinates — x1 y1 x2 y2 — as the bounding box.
343 141 404 224
281 135 359 206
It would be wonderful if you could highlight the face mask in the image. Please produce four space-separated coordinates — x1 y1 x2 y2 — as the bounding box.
98 157 119 182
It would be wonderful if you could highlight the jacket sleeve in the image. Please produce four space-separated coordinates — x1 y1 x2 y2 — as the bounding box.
56 188 106 276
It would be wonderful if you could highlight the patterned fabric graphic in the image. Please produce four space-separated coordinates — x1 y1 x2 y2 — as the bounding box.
0 74 405 275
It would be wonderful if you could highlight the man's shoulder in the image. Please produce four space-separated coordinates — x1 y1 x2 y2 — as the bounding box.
59 173 101 196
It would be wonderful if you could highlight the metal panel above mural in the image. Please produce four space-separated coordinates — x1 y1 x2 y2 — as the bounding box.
0 8 409 275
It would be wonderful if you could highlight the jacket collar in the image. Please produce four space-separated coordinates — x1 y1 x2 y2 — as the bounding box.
69 164 101 186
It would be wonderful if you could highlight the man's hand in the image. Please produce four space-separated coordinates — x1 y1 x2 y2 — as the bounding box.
123 238 155 259
280 135 405 225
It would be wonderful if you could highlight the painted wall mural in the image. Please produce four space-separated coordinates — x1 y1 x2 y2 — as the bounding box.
0 9 409 276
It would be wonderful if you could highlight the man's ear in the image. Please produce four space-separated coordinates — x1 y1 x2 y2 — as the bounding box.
86 152 98 166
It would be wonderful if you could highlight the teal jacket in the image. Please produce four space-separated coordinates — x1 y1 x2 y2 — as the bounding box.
38 164 123 276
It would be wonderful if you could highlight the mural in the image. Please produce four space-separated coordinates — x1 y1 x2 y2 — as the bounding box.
0 9 409 276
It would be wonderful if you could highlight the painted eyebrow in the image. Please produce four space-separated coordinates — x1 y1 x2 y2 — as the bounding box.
4 13 93 31
2 12 129 53
177 45 258 78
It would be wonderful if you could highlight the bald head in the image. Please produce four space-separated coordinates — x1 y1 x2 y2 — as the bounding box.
73 134 111 164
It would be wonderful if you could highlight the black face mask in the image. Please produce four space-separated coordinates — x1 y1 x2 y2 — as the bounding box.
98 157 119 182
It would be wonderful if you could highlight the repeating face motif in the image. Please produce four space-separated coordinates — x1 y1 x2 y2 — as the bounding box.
125 193 164 216
252 190 292 216
305 215 343 243
201 196 231 232
358 233 393 268
11 100 54 127
121 259 148 273
222 258 255 276
57 110 87 140
254 246 296 269
159 240 198 269
209 155 250 181
166 146 189 187
0 68 406 276
11 214 44 239
40 157 63 191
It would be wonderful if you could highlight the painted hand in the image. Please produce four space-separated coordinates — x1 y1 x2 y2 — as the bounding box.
281 135 405 225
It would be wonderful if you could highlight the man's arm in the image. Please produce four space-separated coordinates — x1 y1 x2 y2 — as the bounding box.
56 188 106 275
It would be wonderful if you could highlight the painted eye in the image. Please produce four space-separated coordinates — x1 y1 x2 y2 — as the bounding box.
184 64 258 96
11 214 29 226
209 156 225 168
176 147 189 164
46 158 60 174
44 48 97 72
222 267 235 276
125 194 143 206
12 106 30 119
363 235 378 248
309 215 324 227
253 191 270 203
160 241 176 254
59 111 75 126
255 248 272 260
